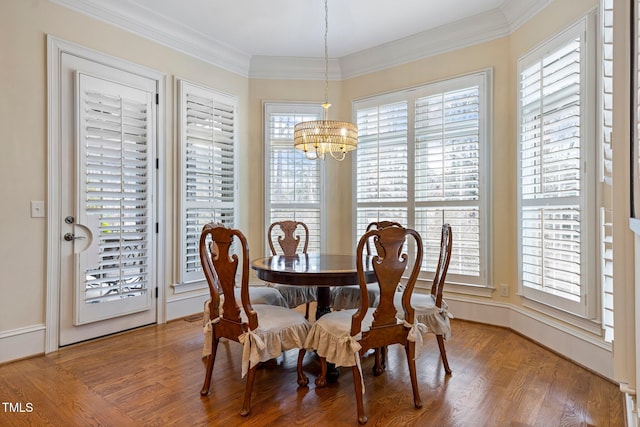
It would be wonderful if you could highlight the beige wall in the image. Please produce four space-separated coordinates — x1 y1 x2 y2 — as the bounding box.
2 0 629 382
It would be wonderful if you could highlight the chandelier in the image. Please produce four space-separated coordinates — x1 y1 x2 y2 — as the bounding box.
293 0 358 161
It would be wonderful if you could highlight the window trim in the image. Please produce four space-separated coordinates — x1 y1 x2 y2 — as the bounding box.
516 13 599 320
176 78 238 286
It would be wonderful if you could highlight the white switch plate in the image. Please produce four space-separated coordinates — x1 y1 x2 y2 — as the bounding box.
31 201 45 218
499 283 509 297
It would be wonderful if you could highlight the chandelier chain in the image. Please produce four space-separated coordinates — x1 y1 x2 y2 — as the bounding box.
324 0 329 106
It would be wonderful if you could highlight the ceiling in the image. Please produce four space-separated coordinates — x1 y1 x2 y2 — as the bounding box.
50 0 550 77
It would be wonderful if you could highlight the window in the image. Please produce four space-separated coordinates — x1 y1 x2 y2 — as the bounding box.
177 80 237 284
354 71 491 289
264 103 325 252
517 15 597 318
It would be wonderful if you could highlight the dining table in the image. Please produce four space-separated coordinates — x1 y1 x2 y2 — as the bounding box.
250 253 377 319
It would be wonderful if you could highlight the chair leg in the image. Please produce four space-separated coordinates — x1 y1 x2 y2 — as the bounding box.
352 364 367 425
315 356 328 388
200 337 219 396
404 342 423 409
240 365 258 416
296 349 309 386
372 347 386 376
436 334 452 375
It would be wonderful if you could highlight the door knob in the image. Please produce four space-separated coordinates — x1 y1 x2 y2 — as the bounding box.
64 232 86 242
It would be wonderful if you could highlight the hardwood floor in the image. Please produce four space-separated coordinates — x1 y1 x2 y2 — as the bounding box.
0 315 624 426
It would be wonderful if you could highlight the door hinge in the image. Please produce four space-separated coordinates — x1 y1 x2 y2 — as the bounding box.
156 222 159 234
155 287 158 299
156 158 159 169
155 93 159 105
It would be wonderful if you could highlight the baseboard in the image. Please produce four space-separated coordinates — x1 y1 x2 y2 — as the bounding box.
445 296 614 380
0 325 45 364
165 291 210 321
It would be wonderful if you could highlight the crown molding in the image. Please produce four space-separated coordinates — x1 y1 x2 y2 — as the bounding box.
50 0 553 80
48 0 252 77
249 56 342 80
500 0 555 32
339 9 509 80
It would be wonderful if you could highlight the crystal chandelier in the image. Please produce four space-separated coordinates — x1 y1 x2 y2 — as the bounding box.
293 0 358 161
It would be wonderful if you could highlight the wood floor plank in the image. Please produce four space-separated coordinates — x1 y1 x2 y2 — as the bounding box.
0 319 624 426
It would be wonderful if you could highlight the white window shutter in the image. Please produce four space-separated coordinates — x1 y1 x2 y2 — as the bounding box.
178 80 236 284
264 104 324 252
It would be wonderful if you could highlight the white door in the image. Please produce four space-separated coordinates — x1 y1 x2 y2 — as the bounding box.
58 52 157 346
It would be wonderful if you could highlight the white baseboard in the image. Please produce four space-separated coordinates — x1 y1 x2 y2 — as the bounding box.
165 291 210 321
0 325 45 364
445 296 614 380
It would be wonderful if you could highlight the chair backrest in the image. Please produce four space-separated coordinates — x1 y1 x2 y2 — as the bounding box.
268 220 309 256
351 224 422 338
199 223 258 332
431 223 453 308
365 220 403 255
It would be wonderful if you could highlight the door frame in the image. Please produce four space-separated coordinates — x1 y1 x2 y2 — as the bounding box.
46 36 167 353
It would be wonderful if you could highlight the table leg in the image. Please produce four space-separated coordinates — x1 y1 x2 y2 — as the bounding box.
315 286 332 319
315 286 339 381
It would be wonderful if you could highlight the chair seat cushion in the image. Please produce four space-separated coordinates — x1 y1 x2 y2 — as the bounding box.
393 292 453 339
274 284 317 308
240 286 289 307
330 283 380 310
304 308 382 367
203 302 310 365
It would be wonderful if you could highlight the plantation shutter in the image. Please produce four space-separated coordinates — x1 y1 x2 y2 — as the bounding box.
265 104 323 252
518 23 585 306
179 81 236 283
77 72 154 323
414 86 481 277
355 101 409 235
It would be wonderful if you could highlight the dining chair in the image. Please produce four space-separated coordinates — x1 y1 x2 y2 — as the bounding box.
267 220 317 319
199 223 310 416
393 223 453 374
303 224 424 424
330 220 403 310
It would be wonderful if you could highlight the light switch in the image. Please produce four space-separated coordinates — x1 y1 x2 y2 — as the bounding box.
31 201 45 218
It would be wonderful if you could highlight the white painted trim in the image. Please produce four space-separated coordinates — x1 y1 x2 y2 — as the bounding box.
166 292 210 321
0 325 46 364
172 280 208 295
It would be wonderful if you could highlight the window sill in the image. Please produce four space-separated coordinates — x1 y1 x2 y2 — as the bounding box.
172 280 207 294
414 278 493 298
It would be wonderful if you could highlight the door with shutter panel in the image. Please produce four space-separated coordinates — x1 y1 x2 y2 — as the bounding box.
59 53 157 346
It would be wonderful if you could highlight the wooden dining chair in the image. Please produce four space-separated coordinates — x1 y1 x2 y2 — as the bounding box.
267 220 317 319
393 223 453 374
331 220 402 310
199 223 310 416
303 224 424 424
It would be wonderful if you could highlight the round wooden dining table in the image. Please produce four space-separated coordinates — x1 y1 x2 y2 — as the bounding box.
251 253 377 318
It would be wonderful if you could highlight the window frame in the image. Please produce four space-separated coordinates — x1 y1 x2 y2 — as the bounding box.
176 78 238 286
352 70 493 293
516 14 599 320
